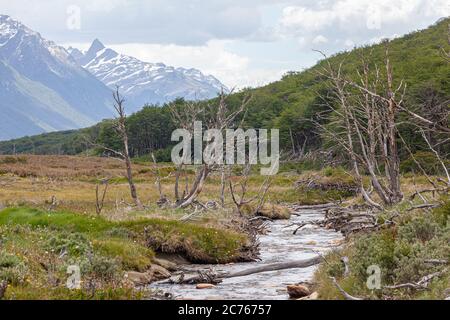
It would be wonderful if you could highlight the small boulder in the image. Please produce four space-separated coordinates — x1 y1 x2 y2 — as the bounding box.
196 283 216 290
124 271 153 286
149 264 171 281
153 258 178 271
124 265 171 286
287 284 310 299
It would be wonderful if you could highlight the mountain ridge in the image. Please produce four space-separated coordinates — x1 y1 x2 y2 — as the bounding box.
68 39 226 112
0 14 115 140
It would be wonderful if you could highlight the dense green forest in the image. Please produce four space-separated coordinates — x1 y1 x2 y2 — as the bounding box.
1 18 448 162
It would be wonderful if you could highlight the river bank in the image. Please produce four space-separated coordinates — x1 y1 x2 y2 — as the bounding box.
150 208 343 300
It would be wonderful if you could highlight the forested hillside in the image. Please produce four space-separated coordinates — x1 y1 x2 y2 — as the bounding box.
1 18 448 160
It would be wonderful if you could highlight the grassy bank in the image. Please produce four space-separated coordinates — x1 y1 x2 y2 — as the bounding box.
313 201 450 300
0 207 249 299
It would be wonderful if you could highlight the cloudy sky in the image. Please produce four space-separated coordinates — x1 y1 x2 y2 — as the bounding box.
1 0 449 88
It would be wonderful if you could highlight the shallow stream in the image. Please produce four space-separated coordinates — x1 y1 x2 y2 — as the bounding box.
151 208 343 300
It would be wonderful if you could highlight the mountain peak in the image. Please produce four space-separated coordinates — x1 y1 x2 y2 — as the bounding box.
74 39 107 66
0 14 10 20
88 39 105 54
0 15 26 30
79 41 227 111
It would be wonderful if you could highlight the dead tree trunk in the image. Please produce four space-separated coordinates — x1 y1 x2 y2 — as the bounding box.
112 87 143 210
384 48 403 203
95 179 109 215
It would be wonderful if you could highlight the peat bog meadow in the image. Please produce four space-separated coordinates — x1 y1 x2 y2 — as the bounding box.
0 154 448 300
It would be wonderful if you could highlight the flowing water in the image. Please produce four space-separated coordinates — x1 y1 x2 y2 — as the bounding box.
150 208 343 300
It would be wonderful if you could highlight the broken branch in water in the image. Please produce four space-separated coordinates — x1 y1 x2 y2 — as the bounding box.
284 220 323 235
169 256 323 285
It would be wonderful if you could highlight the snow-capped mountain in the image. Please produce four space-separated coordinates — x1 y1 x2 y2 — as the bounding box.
68 39 226 112
0 15 114 140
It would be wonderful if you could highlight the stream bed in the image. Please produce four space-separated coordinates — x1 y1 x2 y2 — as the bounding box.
150 208 343 300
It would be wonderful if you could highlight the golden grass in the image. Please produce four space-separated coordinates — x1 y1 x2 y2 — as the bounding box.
0 155 440 218
0 155 296 218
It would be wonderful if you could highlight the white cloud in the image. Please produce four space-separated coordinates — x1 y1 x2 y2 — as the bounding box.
5 0 449 89
280 0 449 33
281 6 334 31
279 0 449 51
85 0 129 12
344 39 355 47
312 35 329 44
104 40 280 89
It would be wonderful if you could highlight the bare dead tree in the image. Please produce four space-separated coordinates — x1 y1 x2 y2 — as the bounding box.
86 89 144 210
168 91 251 209
95 178 109 215
110 87 143 210
313 45 409 208
150 153 167 206
219 165 230 208
229 164 272 215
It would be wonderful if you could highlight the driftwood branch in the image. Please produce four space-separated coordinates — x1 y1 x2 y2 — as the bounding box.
170 256 323 284
331 277 363 300
385 267 448 290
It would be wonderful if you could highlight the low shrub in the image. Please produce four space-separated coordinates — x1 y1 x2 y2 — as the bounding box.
0 251 28 286
45 232 92 256
314 202 450 300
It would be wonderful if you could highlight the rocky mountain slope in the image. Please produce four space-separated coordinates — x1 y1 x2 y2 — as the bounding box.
68 39 226 112
0 15 115 140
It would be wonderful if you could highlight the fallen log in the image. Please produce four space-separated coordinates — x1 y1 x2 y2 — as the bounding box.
171 256 323 284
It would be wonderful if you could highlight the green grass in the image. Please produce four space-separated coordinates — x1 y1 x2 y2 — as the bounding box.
0 207 249 263
0 207 250 300
0 207 113 233
122 218 248 263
